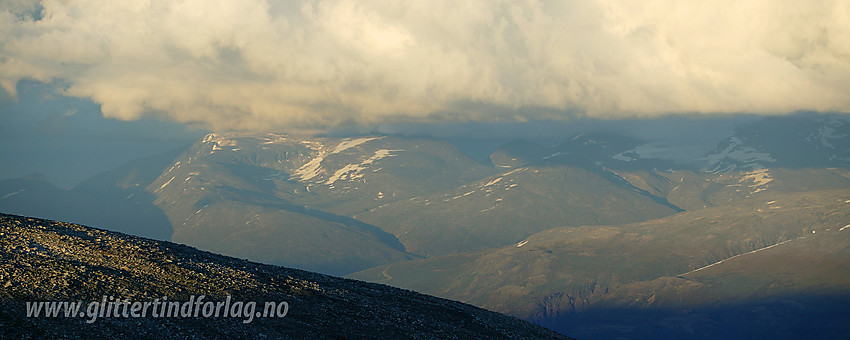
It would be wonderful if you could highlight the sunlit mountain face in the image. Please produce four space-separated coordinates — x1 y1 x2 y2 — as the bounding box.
2 1 849 338
3 113 849 338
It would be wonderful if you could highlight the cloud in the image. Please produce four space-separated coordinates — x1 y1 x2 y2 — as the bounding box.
1 0 848 132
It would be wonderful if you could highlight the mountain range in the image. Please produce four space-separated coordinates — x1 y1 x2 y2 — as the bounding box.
2 113 849 338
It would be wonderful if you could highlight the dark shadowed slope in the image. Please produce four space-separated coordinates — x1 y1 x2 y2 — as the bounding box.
0 213 570 339
0 173 173 241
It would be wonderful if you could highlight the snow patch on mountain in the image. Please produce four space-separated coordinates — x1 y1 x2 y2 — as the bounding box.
364 149 397 164
332 137 383 154
294 154 326 181
156 176 175 192
542 152 568 160
325 149 403 186
612 152 636 162
261 134 290 145
450 191 477 200
706 137 776 172
163 161 182 175
740 168 773 194
483 177 503 187
326 163 365 185
203 133 241 154
300 140 323 151
806 118 848 150
293 137 385 182
201 133 218 144
2 189 25 199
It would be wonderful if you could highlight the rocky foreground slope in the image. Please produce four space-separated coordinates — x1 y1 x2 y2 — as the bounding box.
0 213 569 339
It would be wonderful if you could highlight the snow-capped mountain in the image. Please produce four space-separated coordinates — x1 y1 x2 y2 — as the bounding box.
3 114 849 272
129 133 497 274
706 114 850 171
2 113 849 338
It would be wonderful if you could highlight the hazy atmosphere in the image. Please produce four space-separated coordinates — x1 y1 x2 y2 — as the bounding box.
2 0 848 185
2 1 850 339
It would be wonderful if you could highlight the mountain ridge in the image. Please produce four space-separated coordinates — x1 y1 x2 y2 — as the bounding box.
3 113 850 337
0 213 570 339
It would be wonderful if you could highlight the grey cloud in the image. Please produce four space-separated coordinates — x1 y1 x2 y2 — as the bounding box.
1 0 848 132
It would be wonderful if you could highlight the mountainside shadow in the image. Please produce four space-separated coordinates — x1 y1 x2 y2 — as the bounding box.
0 175 173 240
0 147 189 241
211 185 413 255
538 293 850 339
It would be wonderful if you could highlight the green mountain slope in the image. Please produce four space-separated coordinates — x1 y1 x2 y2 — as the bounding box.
357 164 681 257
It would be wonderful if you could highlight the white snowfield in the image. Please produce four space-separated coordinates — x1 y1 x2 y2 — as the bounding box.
203 133 243 154
332 137 382 154
324 149 402 186
293 154 325 181
325 163 365 185
706 137 776 172
293 137 386 183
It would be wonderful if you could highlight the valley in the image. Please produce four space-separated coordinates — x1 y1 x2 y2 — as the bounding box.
2 113 849 338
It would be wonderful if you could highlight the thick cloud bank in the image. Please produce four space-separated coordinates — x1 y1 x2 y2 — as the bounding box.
1 0 848 131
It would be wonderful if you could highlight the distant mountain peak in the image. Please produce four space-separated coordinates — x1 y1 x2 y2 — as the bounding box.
705 136 777 173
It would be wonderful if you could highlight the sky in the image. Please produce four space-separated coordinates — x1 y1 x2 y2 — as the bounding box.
0 80 204 187
1 0 849 186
